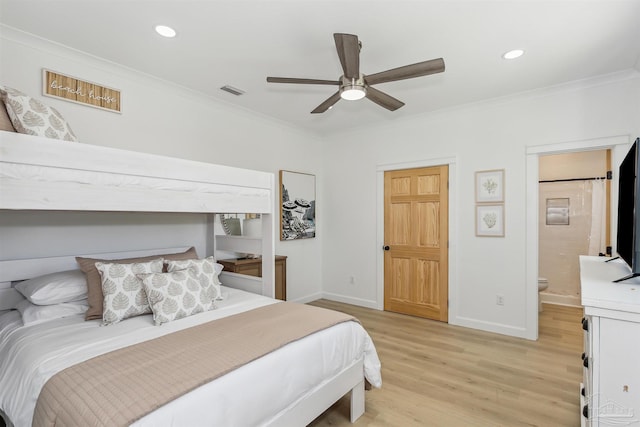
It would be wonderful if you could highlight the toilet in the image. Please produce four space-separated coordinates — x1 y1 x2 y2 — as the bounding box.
538 277 549 312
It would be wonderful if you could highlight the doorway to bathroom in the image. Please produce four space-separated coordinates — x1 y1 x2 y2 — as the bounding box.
538 150 611 308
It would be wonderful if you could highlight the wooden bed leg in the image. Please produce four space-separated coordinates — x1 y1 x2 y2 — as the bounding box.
350 379 365 423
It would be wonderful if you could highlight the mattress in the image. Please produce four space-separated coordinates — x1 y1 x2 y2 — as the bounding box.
0 287 381 427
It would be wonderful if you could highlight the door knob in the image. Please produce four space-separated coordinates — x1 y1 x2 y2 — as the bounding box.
383 245 390 251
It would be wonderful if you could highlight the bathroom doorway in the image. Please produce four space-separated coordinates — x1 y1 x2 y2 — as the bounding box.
538 150 611 308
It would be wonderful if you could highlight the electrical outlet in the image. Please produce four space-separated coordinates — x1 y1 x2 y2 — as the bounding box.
349 275 356 285
496 294 504 305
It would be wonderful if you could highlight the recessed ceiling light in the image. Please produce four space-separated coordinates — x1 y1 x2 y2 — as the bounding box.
155 25 176 38
502 49 524 60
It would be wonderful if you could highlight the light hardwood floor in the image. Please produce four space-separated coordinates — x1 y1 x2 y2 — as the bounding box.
308 301 584 427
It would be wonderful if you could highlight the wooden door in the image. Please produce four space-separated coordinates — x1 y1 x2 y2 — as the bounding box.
384 165 449 321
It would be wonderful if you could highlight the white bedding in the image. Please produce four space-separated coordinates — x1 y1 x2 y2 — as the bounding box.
0 287 381 427
0 311 22 343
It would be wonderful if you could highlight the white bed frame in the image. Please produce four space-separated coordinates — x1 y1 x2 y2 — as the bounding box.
0 132 365 425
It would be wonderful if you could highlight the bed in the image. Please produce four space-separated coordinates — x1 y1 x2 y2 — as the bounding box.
0 132 382 426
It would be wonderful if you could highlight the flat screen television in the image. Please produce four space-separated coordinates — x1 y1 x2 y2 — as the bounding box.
614 137 640 282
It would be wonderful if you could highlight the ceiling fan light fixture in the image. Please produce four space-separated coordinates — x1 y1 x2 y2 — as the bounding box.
340 76 366 101
340 86 366 101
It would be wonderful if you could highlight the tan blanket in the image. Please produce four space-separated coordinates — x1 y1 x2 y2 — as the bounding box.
32 302 357 427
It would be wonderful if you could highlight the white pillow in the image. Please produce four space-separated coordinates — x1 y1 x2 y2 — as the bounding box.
166 257 223 300
0 85 78 141
96 258 164 326
15 269 87 305
139 269 216 326
15 299 88 326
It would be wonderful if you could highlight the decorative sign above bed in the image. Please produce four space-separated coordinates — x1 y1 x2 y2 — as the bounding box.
42 69 121 113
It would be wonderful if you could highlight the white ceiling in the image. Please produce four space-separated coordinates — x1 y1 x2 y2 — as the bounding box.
2 0 640 136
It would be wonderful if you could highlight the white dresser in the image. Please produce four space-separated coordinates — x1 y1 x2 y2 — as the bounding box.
579 255 640 426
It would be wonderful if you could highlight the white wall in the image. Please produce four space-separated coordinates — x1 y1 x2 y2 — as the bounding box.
321 71 640 338
0 26 323 302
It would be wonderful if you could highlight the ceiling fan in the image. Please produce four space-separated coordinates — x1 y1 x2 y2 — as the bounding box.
266 33 445 114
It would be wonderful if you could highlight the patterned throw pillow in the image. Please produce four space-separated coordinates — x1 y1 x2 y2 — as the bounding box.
95 259 164 326
0 85 78 141
166 257 223 300
77 247 199 321
139 269 216 325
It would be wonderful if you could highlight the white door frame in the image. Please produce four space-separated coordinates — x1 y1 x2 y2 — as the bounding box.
376 156 458 323
525 135 630 339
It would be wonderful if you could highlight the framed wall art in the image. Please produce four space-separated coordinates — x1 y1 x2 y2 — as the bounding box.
476 204 505 237
279 170 316 240
475 169 505 203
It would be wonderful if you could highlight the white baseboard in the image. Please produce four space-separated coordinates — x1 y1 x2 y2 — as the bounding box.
319 293 380 310
290 291 379 309
452 316 533 340
288 292 323 304
540 291 581 307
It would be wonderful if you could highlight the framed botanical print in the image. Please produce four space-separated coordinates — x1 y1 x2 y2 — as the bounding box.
475 169 505 203
476 204 505 237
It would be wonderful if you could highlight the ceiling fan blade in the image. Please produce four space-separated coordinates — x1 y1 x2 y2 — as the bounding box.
267 77 340 85
333 33 360 80
365 58 445 86
365 86 405 111
311 91 341 114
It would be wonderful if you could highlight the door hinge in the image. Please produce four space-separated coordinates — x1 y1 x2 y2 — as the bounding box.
606 170 612 180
